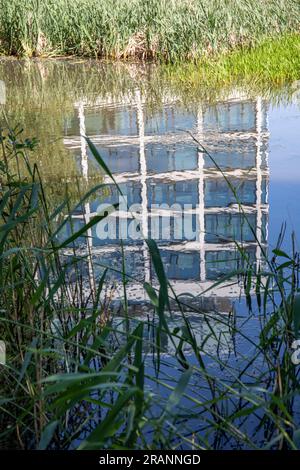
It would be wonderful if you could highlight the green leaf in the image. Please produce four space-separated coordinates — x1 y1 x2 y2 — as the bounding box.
272 248 291 259
86 137 123 196
143 282 159 307
78 388 138 450
17 338 38 390
164 367 192 417
56 204 118 249
38 421 59 450
293 428 300 449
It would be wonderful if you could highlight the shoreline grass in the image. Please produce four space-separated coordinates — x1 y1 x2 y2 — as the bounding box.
0 0 299 62
165 33 300 93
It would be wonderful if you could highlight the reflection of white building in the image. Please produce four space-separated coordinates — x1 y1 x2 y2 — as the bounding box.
63 91 269 308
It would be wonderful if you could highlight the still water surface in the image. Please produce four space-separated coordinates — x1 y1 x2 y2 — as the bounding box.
1 59 299 304
1 58 300 448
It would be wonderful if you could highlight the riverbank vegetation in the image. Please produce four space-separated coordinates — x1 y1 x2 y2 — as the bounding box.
0 0 300 62
165 33 300 94
0 125 300 449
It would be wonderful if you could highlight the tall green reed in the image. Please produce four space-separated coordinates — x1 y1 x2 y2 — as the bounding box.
0 123 300 450
0 0 300 61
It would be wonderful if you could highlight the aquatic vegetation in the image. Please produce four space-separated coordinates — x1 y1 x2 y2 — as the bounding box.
1 0 300 453
0 125 300 450
0 0 299 62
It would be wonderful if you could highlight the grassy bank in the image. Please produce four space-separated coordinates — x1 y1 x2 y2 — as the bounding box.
1 125 300 449
0 0 299 61
166 33 300 92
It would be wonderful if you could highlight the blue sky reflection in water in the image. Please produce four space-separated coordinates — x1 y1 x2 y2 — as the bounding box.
268 102 300 249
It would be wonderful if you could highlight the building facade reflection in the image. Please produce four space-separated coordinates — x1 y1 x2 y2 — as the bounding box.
63 91 269 311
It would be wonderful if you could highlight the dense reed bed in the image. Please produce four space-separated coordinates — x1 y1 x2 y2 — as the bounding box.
0 123 300 449
0 0 299 61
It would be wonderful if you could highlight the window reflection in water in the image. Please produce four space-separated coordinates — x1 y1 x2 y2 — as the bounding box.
63 94 269 318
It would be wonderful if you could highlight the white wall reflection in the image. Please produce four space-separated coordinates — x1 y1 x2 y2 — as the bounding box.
63 91 269 309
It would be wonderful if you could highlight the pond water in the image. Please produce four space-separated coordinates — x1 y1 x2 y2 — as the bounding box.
1 59 299 306
1 59 300 448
